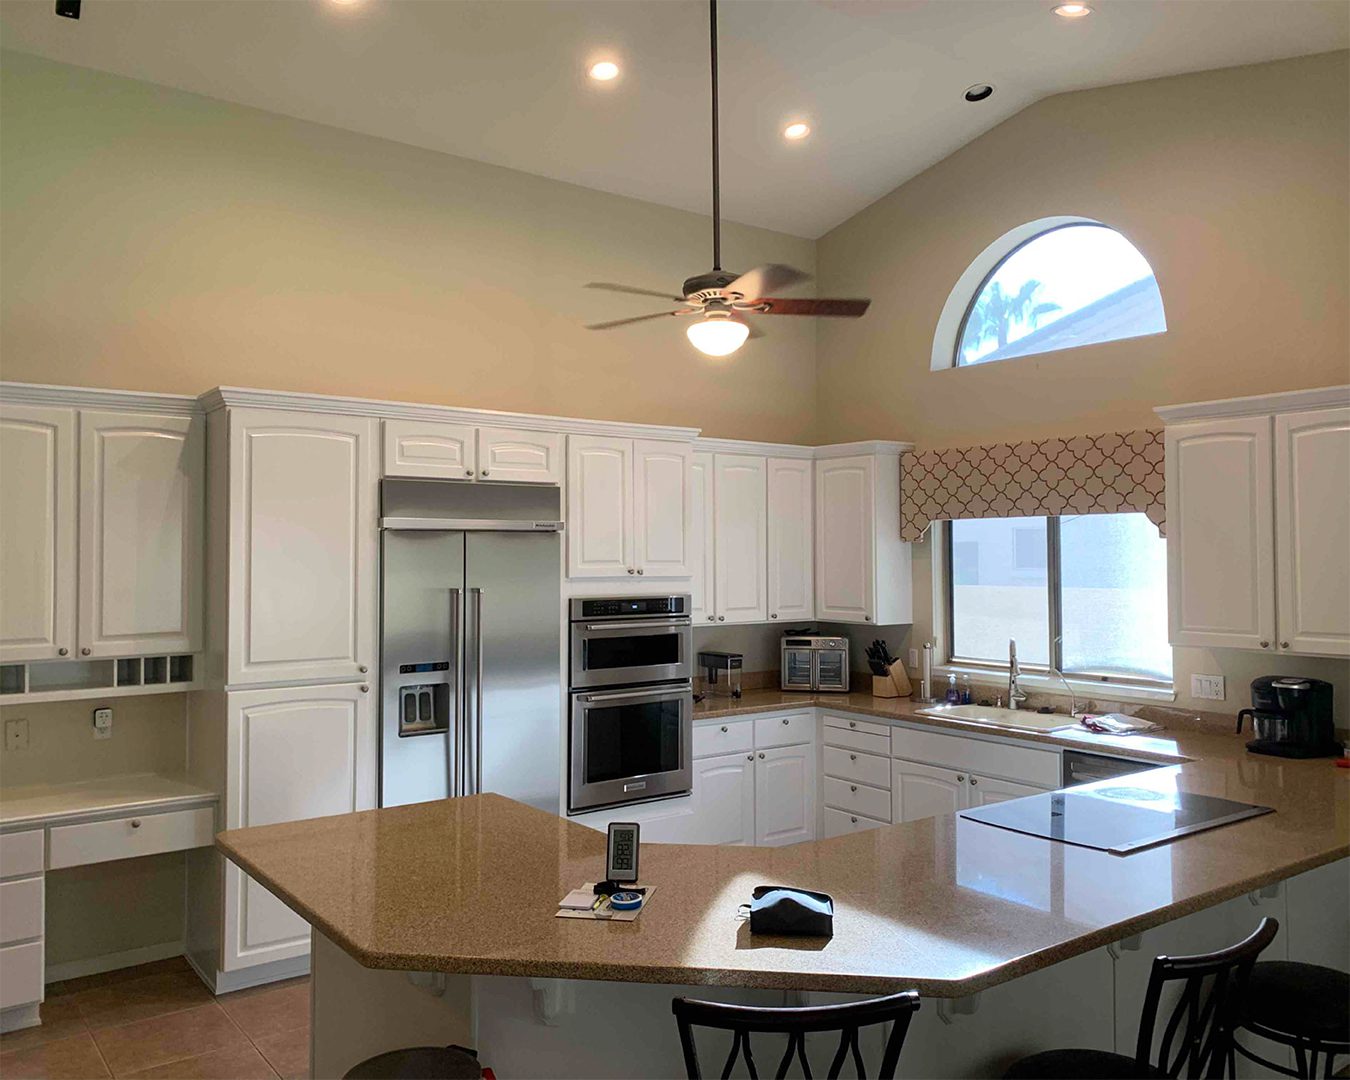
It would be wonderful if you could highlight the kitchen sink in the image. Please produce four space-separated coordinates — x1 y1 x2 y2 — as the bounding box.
916 703 1079 733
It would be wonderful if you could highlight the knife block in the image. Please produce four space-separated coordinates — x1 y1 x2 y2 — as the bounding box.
871 675 900 698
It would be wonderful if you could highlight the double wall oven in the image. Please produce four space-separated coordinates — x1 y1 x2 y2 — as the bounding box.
568 596 693 813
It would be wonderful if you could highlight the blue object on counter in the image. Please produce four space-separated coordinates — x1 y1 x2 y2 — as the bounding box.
608 891 644 910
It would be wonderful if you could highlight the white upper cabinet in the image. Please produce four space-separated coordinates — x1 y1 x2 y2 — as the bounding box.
633 440 693 578
712 454 768 623
383 419 476 480
754 743 815 847
477 426 562 485
228 409 377 686
1274 408 1350 656
78 411 203 657
690 452 714 623
767 457 814 624
0 405 77 662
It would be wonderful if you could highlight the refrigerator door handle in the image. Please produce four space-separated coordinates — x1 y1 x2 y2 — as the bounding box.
470 588 484 795
450 587 464 798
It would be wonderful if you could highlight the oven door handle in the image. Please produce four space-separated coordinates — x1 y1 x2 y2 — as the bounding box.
581 618 692 632
577 684 692 705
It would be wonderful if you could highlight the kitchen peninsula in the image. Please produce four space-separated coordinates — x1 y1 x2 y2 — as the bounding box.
217 716 1348 1079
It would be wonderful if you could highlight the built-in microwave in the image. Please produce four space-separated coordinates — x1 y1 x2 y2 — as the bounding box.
568 596 692 689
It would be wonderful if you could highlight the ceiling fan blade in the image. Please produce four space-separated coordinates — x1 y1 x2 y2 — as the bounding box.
585 282 687 302
756 297 871 318
726 264 812 301
585 310 688 331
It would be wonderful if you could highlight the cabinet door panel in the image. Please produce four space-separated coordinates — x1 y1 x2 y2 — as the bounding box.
1165 418 1275 650
633 440 692 578
229 410 377 685
767 458 813 623
815 456 874 623
0 405 76 661
690 452 714 624
477 426 562 485
79 411 203 657
965 773 1044 808
382 419 475 479
1275 408 1350 657
566 436 632 578
754 743 815 846
692 752 755 845
893 759 964 823
713 455 767 623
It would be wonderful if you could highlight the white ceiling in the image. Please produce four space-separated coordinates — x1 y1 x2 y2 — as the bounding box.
2 0 1345 238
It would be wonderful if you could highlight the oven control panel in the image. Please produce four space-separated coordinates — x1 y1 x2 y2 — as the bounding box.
572 595 689 619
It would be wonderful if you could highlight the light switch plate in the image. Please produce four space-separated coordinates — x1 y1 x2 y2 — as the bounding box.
93 706 113 740
1190 674 1225 701
5 718 28 751
908 649 919 669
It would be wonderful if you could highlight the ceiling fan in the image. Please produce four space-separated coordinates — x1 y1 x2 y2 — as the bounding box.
584 0 871 358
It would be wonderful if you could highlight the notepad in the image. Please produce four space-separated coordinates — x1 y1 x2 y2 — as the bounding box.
556 882 655 922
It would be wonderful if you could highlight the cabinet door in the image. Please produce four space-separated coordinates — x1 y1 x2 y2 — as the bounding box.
691 751 756 845
1165 417 1275 651
1275 408 1350 657
815 456 874 623
767 458 814 624
223 682 376 970
566 436 633 578
690 452 714 624
382 419 476 480
713 454 767 623
893 759 964 823
754 744 815 847
0 405 76 662
228 410 377 685
78 411 203 657
477 426 562 485
965 773 1043 808
632 440 692 578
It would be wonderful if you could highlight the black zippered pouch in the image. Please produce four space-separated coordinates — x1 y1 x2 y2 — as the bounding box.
743 885 834 937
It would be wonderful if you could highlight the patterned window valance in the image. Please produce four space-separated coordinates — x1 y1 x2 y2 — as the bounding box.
900 429 1165 542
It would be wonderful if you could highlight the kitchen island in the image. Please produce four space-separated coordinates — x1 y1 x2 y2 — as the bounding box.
216 718 1348 1078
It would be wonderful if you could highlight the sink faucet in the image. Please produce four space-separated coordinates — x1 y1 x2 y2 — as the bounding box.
1007 639 1029 710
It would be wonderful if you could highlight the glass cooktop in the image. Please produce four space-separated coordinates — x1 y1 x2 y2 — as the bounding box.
960 785 1274 855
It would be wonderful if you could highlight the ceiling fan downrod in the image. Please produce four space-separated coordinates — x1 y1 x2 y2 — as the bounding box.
709 0 721 273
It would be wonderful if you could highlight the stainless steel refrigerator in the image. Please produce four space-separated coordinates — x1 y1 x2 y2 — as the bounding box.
379 479 562 813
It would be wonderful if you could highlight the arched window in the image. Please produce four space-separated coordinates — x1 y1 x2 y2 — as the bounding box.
933 218 1166 369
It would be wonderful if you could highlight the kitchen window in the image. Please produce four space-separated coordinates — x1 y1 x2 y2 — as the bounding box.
945 512 1171 687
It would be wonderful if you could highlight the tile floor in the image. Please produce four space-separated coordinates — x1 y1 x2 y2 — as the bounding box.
0 958 310 1080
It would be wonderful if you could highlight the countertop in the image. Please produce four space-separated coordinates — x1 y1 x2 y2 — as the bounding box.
216 708 1348 997
0 773 218 830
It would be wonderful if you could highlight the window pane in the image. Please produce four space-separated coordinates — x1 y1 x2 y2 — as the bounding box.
1059 513 1171 680
951 517 1049 666
958 224 1166 366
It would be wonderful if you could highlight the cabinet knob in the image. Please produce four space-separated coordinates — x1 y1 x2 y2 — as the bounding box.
58 647 68 656
864 616 872 622
849 753 857 761
970 778 979 786
360 685 369 693
850 784 858 792
81 647 91 656
771 613 777 619
850 816 858 824
637 569 644 575
758 752 765 759
1259 640 1270 649
720 726 728 733
782 718 789 726
708 616 716 622
130 819 141 829
957 774 966 782
359 665 368 674
747 754 754 761
1280 641 1290 649
718 616 726 622
849 721 856 729
628 568 635 575
482 470 489 477
465 469 474 477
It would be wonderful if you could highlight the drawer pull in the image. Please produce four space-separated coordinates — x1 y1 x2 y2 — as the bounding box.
721 726 728 733
850 784 858 792
957 775 966 783
782 718 789 725
850 816 858 824
849 721 857 728
130 820 141 829
849 753 857 761
747 755 754 761
758 753 765 760
970 778 979 786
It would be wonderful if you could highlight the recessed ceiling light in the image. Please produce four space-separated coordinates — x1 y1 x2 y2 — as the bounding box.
783 121 811 141
328 0 362 6
588 61 620 82
1053 2 1093 17
963 84 995 103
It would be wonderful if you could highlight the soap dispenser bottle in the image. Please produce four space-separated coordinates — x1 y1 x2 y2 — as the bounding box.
960 675 973 705
945 674 960 704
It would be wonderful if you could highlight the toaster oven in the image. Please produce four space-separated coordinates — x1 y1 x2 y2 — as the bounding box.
781 635 850 693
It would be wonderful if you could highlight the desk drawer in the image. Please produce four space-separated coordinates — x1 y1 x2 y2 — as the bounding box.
823 777 892 822
0 877 43 945
0 941 43 1009
0 830 44 879
48 807 215 870
693 719 755 759
823 746 891 789
823 713 891 739
754 711 814 750
823 807 888 838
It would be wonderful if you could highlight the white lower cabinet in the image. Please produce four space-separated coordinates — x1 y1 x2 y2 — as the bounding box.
691 752 756 846
965 773 1043 808
754 744 816 847
893 759 966 823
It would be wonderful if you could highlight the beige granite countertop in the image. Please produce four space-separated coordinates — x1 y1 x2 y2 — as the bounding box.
217 709 1348 997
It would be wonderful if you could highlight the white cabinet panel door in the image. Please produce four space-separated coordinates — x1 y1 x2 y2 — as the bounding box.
767 458 814 624
78 411 203 657
0 405 76 662
477 426 562 485
567 436 633 578
1275 408 1350 657
228 410 377 685
691 751 755 846
712 454 767 623
1165 417 1275 651
893 759 964 823
754 744 815 847
382 419 476 480
223 683 376 970
965 774 1044 808
815 456 874 623
633 440 692 578
690 452 714 624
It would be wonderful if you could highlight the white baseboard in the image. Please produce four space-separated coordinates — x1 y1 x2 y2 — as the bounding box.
44 941 186 985
185 950 310 996
0 1003 41 1034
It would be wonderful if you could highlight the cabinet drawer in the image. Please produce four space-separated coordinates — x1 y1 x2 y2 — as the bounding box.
823 713 891 739
48 806 215 870
0 940 43 1009
823 806 888 839
823 777 892 822
754 711 814 750
891 726 1060 788
822 723 890 757
823 746 891 789
0 830 44 879
693 719 755 759
0 877 43 945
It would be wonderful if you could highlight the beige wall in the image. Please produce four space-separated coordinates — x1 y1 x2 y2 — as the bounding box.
0 51 817 442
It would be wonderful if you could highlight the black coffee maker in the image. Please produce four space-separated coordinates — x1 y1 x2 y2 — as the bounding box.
1235 676 1338 758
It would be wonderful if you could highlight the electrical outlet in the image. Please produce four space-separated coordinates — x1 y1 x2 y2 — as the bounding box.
1190 674 1226 701
5 718 28 751
92 707 113 740
908 648 919 669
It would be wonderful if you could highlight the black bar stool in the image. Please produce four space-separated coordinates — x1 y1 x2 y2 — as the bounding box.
1232 960 1350 1078
343 1043 481 1079
1003 917 1279 1080
672 990 920 1079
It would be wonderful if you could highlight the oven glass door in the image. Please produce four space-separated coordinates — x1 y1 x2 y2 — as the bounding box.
570 618 691 688
815 649 847 690
569 683 693 812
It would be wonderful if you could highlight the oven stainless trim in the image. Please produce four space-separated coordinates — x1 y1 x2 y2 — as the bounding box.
569 617 693 689
568 680 693 813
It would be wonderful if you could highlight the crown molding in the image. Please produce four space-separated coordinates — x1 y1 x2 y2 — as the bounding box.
0 382 201 416
814 440 913 459
1155 385 1350 423
692 436 815 459
198 386 702 442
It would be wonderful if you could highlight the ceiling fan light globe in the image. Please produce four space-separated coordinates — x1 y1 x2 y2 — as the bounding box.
686 317 749 357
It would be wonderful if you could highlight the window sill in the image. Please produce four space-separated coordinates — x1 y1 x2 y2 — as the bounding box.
931 664 1177 706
